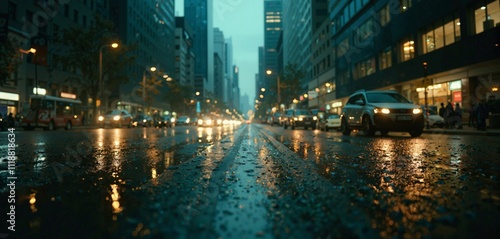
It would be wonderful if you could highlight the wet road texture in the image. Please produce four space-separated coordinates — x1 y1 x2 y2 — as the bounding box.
1 123 500 239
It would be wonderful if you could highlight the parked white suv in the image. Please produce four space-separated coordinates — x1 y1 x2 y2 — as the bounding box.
340 90 425 137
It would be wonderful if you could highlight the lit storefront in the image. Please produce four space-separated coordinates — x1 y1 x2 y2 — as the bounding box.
0 92 20 118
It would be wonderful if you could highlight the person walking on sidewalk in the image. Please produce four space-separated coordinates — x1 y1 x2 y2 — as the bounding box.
477 100 489 131
455 103 463 129
445 102 455 128
468 102 477 128
439 103 446 128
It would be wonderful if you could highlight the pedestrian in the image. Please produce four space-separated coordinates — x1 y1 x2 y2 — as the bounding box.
468 102 477 128
454 103 463 129
439 103 446 128
445 102 454 128
477 99 489 131
7 113 15 128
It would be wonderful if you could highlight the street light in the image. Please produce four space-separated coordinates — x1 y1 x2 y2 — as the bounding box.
266 70 281 109
99 42 119 115
29 48 38 95
142 66 157 114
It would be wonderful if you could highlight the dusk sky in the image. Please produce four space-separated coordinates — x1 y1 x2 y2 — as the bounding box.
175 0 264 105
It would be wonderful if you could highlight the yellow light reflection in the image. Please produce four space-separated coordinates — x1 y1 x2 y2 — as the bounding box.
30 193 37 213
110 184 123 214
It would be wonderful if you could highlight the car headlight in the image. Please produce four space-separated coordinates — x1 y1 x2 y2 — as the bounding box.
374 108 391 114
206 119 213 125
113 115 120 121
98 116 104 121
217 119 222 124
413 108 423 114
171 118 175 123
313 116 318 120
198 119 203 125
293 117 298 121
143 119 147 122
186 118 190 123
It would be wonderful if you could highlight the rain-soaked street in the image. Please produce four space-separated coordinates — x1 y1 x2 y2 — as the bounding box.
1 124 500 239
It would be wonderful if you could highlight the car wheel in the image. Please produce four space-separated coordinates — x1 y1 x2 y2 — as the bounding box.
65 121 72 130
409 128 423 137
362 116 375 136
340 118 351 136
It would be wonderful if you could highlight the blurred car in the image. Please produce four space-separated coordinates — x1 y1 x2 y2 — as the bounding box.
318 114 341 131
155 115 174 128
191 117 198 126
176 115 191 125
422 107 445 128
340 90 424 137
132 114 153 127
98 109 133 128
270 112 282 126
197 117 214 127
282 109 318 130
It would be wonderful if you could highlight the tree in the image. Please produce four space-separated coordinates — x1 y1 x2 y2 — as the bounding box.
0 40 20 87
136 71 165 113
280 63 306 108
55 15 135 116
164 80 194 114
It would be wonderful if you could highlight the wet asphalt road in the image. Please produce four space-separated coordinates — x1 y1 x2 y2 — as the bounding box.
1 124 500 239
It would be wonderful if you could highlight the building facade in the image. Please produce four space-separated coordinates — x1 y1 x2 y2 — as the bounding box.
323 0 500 117
263 0 282 103
174 17 195 88
185 0 214 98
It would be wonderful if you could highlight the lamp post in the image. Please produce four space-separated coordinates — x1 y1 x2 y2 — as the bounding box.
98 43 118 116
142 66 156 114
29 48 38 95
423 61 430 129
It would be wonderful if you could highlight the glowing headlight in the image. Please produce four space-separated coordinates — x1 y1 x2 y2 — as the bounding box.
313 116 318 121
374 108 390 114
206 119 213 125
186 118 190 123
143 119 147 122
113 115 120 121
413 108 423 114
293 117 298 121
217 119 222 125
171 118 176 123
98 116 104 121
198 119 203 125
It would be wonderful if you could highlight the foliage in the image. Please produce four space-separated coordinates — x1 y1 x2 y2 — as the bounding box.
280 63 306 107
163 80 194 114
135 72 166 112
0 40 20 86
55 15 135 113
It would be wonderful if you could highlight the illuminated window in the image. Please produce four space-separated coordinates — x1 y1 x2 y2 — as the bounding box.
475 0 500 34
422 16 461 54
401 38 415 62
379 47 392 70
379 4 391 27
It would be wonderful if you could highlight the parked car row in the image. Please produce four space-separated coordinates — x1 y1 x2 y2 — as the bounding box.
261 90 427 137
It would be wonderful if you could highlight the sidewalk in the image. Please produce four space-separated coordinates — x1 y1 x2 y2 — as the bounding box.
423 125 500 136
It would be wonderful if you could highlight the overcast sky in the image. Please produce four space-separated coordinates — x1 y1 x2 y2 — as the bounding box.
175 0 263 105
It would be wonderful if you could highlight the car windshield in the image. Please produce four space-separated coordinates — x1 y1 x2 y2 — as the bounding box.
366 92 410 103
106 110 121 115
294 110 311 115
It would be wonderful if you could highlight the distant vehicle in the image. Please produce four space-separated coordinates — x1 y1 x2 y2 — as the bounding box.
282 109 318 130
340 90 424 137
176 115 191 125
132 114 153 127
21 94 83 130
318 114 341 131
155 115 174 128
270 112 282 126
98 109 133 128
197 117 214 127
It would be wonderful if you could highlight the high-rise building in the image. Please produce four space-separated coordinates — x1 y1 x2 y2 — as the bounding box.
324 0 500 118
175 17 195 88
263 0 282 98
282 0 328 88
213 28 225 101
109 0 176 114
185 0 214 98
225 37 234 105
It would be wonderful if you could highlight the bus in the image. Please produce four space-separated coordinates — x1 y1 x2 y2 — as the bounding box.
22 95 83 130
